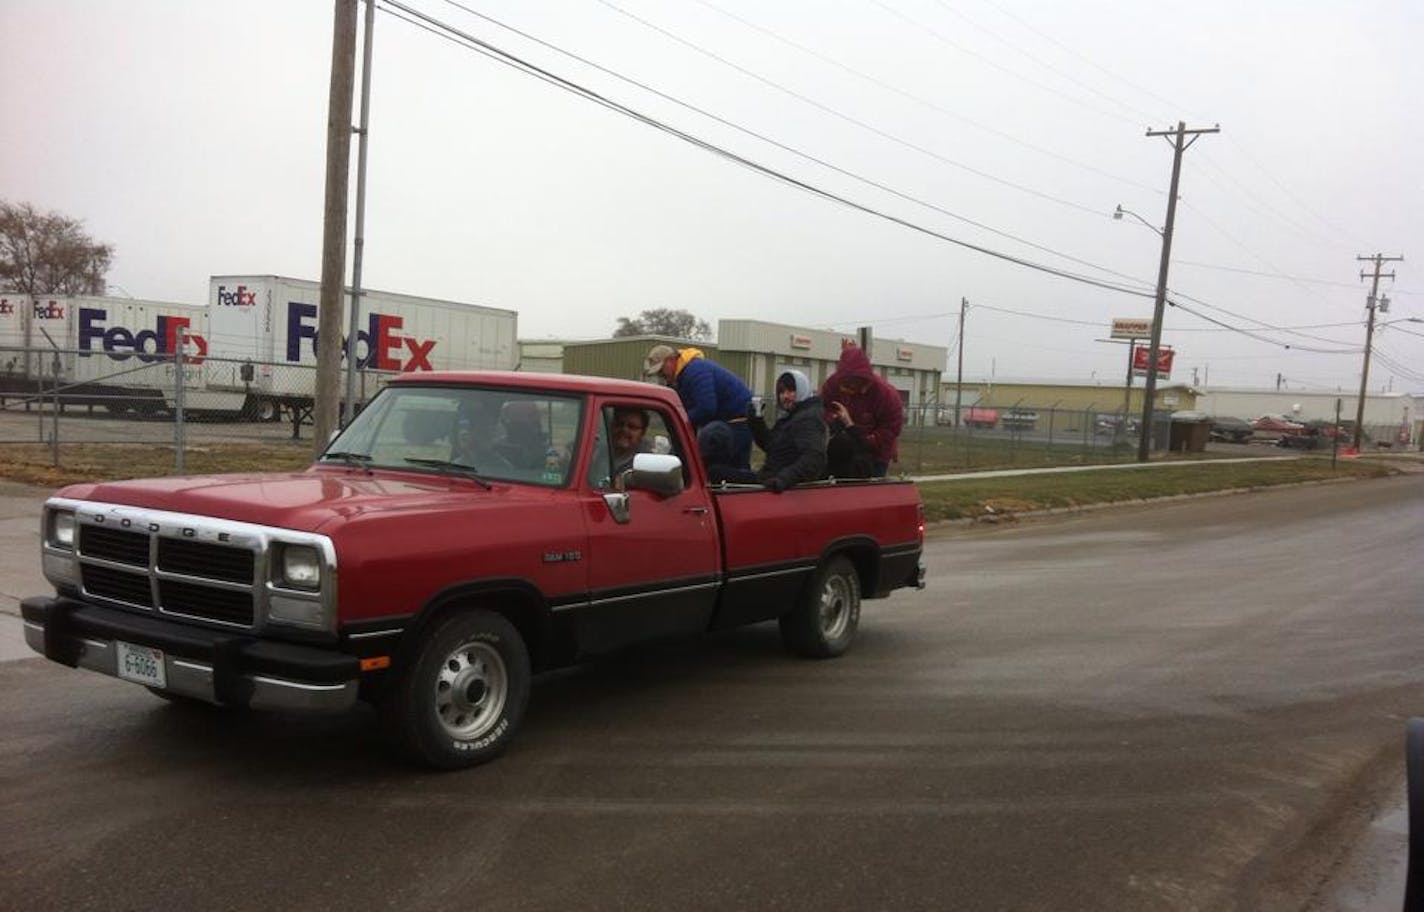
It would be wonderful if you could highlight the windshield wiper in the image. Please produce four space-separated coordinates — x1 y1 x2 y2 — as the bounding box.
403 457 493 489
322 450 373 475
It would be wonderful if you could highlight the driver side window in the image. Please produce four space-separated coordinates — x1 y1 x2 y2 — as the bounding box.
587 404 678 490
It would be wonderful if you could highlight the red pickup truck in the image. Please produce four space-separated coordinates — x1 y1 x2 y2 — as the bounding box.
23 372 925 768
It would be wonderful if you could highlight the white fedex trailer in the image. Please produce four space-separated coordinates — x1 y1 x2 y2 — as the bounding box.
0 294 208 413
203 275 518 419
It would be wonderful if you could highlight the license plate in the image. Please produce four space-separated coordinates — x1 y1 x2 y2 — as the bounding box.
116 641 166 688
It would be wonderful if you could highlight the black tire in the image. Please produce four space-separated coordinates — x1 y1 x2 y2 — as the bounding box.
382 611 530 770
780 555 861 659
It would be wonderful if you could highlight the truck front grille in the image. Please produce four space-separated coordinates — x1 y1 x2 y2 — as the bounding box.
82 564 155 607
79 525 149 566
157 538 255 583
159 580 255 626
76 524 260 629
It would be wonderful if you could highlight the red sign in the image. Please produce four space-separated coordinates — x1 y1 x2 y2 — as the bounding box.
1131 345 1173 379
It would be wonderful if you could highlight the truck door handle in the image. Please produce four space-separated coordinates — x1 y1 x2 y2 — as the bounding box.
683 505 708 515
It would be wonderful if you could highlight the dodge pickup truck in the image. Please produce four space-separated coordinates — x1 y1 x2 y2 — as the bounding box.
22 372 925 768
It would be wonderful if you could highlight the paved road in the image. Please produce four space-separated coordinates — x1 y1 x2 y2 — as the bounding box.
0 477 1420 911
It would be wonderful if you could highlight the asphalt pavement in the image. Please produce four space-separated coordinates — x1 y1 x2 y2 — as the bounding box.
0 474 1420 910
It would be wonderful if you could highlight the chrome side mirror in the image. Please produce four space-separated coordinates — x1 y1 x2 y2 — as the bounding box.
627 453 684 497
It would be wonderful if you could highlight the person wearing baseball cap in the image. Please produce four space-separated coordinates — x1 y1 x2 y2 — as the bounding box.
643 343 754 471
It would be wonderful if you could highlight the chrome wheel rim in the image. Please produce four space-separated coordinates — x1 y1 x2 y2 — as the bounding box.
434 640 508 741
819 574 852 640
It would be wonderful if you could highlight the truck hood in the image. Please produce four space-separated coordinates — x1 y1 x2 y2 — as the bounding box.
58 469 531 533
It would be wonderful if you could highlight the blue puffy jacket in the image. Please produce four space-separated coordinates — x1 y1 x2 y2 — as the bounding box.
673 349 752 428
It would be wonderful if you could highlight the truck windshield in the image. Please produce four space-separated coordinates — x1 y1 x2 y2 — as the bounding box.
323 386 584 487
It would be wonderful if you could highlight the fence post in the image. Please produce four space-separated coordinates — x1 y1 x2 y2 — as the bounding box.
916 403 926 473
174 332 186 475
50 348 60 467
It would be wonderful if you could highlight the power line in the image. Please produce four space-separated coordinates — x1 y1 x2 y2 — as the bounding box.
420 0 1157 290
1189 153 1353 253
927 0 1159 126
1166 298 1360 354
590 0 1114 218
1176 198 1348 315
690 0 1163 195
1223 136 1375 251
866 0 1144 128
974 0 1197 121
1170 260 1370 289
377 1 1158 297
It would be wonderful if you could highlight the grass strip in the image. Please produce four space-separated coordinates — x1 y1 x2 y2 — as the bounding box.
916 458 1396 522
0 443 314 488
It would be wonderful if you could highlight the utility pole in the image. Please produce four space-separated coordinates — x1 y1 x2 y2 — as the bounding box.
1136 121 1218 463
1353 253 1403 450
342 0 376 427
953 297 966 428
313 0 358 455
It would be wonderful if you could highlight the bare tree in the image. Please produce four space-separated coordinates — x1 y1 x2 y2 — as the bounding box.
613 308 712 341
0 200 114 295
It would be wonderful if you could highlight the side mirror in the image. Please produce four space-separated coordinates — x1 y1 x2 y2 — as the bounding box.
627 453 683 497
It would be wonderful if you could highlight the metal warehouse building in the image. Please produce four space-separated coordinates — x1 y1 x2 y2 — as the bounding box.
561 320 946 421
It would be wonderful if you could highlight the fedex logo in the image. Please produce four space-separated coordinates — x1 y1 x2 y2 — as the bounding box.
286 302 435 371
33 300 65 319
78 307 208 363
0 299 13 316
216 284 257 307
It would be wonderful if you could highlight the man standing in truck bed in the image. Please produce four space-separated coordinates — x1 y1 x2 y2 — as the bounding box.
644 344 754 470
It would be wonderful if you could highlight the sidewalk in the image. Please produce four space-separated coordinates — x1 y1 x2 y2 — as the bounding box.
908 453 1301 484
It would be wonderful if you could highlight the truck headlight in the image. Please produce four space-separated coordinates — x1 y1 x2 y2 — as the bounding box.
48 510 75 550
277 544 322 590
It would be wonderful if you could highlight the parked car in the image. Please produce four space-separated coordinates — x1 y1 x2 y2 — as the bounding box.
963 407 998 429
1094 414 1139 436
1251 415 1307 440
1207 416 1255 443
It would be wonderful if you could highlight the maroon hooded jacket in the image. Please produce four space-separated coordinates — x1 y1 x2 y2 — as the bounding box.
819 344 905 465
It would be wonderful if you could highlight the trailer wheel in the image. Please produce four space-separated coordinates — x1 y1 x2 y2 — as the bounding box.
780 555 860 658
382 610 530 770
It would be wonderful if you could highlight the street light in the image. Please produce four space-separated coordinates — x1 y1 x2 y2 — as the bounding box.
1113 204 1163 237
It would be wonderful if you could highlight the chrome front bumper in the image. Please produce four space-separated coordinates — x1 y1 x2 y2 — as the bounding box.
22 596 359 713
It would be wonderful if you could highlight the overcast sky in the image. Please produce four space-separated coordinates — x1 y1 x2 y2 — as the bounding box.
2 0 1420 392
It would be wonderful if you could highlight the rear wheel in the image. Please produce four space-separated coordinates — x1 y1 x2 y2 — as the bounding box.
780 556 861 658
382 610 530 770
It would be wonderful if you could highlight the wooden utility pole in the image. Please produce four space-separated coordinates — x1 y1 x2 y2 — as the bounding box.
1136 121 1218 463
313 0 358 455
1353 253 1403 450
343 0 376 427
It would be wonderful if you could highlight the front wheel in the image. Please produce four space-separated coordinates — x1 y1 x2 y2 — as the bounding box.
382 610 530 770
780 556 861 658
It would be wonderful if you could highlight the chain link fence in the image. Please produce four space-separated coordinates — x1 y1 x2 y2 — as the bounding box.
890 402 1415 474
1 345 401 473
4 348 1415 479
891 403 1166 475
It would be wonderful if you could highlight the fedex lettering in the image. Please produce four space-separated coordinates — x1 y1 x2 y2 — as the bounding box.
216 284 257 307
0 299 13 316
285 302 436 371
77 307 208 364
33 300 65 319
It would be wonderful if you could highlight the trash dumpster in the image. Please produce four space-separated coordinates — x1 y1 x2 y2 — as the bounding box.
1169 410 1212 452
